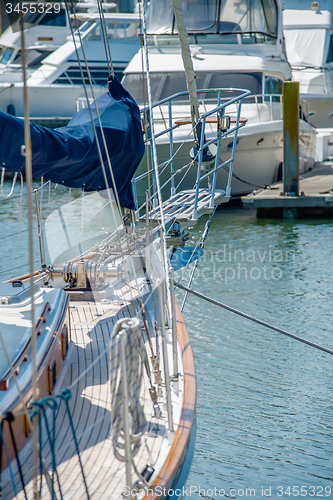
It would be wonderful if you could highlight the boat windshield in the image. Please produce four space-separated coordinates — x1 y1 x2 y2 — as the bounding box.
83 20 139 40
12 49 51 68
146 0 278 41
122 71 262 102
22 8 66 26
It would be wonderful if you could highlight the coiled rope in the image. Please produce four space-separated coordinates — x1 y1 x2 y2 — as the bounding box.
110 318 147 462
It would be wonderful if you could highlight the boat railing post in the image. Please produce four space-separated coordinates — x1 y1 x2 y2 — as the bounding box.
323 69 328 94
169 100 175 196
225 96 243 197
193 117 206 220
119 332 133 498
145 190 151 281
210 91 222 208
132 178 139 221
158 280 174 432
34 189 46 270
255 95 260 123
280 94 283 120
270 94 273 121
170 268 178 379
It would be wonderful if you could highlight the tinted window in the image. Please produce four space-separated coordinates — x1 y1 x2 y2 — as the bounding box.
123 71 262 102
0 48 14 65
208 72 262 95
264 76 282 94
40 10 66 27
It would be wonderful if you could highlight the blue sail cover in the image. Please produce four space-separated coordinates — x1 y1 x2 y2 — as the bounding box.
0 78 144 209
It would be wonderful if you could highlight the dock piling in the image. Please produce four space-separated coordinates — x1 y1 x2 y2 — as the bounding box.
283 81 299 196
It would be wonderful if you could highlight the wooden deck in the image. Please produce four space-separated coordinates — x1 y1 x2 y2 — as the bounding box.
1 294 181 499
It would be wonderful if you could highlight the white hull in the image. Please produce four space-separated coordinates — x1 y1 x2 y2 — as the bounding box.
0 84 107 118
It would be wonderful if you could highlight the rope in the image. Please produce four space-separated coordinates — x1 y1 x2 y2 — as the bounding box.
1 169 18 199
96 0 113 78
56 388 90 500
31 398 62 500
0 420 18 497
110 319 147 461
176 283 333 356
1 413 28 500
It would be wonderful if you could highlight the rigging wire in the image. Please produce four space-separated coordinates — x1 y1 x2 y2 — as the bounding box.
177 283 333 357
96 0 114 78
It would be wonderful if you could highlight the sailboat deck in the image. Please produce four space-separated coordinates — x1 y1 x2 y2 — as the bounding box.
1 296 174 499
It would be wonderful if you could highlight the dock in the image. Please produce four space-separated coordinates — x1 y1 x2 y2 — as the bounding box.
242 162 333 218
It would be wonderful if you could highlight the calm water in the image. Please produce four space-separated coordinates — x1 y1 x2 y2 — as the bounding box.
178 208 333 500
1 182 333 499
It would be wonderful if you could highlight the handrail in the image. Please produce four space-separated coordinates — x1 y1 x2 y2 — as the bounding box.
134 86 250 219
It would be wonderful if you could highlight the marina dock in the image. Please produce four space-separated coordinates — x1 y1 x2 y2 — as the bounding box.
242 161 333 217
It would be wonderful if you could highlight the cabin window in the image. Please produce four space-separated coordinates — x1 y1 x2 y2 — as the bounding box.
122 73 162 102
122 71 262 103
54 65 110 85
179 0 217 32
85 24 102 41
13 49 50 68
23 12 42 24
146 0 277 40
77 21 93 35
208 72 262 97
39 10 67 27
264 76 283 95
0 48 14 65
47 361 57 395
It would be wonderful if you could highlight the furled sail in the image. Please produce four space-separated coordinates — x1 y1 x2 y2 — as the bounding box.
0 77 144 209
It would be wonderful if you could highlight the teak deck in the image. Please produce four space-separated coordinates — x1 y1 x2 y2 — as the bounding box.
1 294 185 499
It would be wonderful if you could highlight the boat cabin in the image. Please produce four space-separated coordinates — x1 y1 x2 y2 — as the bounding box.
146 0 282 47
0 6 69 70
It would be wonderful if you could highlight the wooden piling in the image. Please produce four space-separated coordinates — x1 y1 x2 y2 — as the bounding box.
283 81 299 197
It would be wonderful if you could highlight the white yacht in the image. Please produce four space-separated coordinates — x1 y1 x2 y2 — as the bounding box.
0 5 71 83
0 11 139 120
283 0 333 159
125 0 316 198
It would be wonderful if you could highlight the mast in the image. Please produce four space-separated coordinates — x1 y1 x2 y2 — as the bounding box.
19 3 39 497
170 0 200 140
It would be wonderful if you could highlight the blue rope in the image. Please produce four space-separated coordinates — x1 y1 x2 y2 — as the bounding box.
31 398 63 500
29 388 90 500
0 422 17 497
56 388 90 500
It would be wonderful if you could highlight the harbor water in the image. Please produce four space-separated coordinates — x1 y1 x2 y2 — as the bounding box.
1 183 333 499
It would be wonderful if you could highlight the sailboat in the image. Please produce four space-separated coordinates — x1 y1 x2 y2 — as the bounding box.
0 1 247 498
